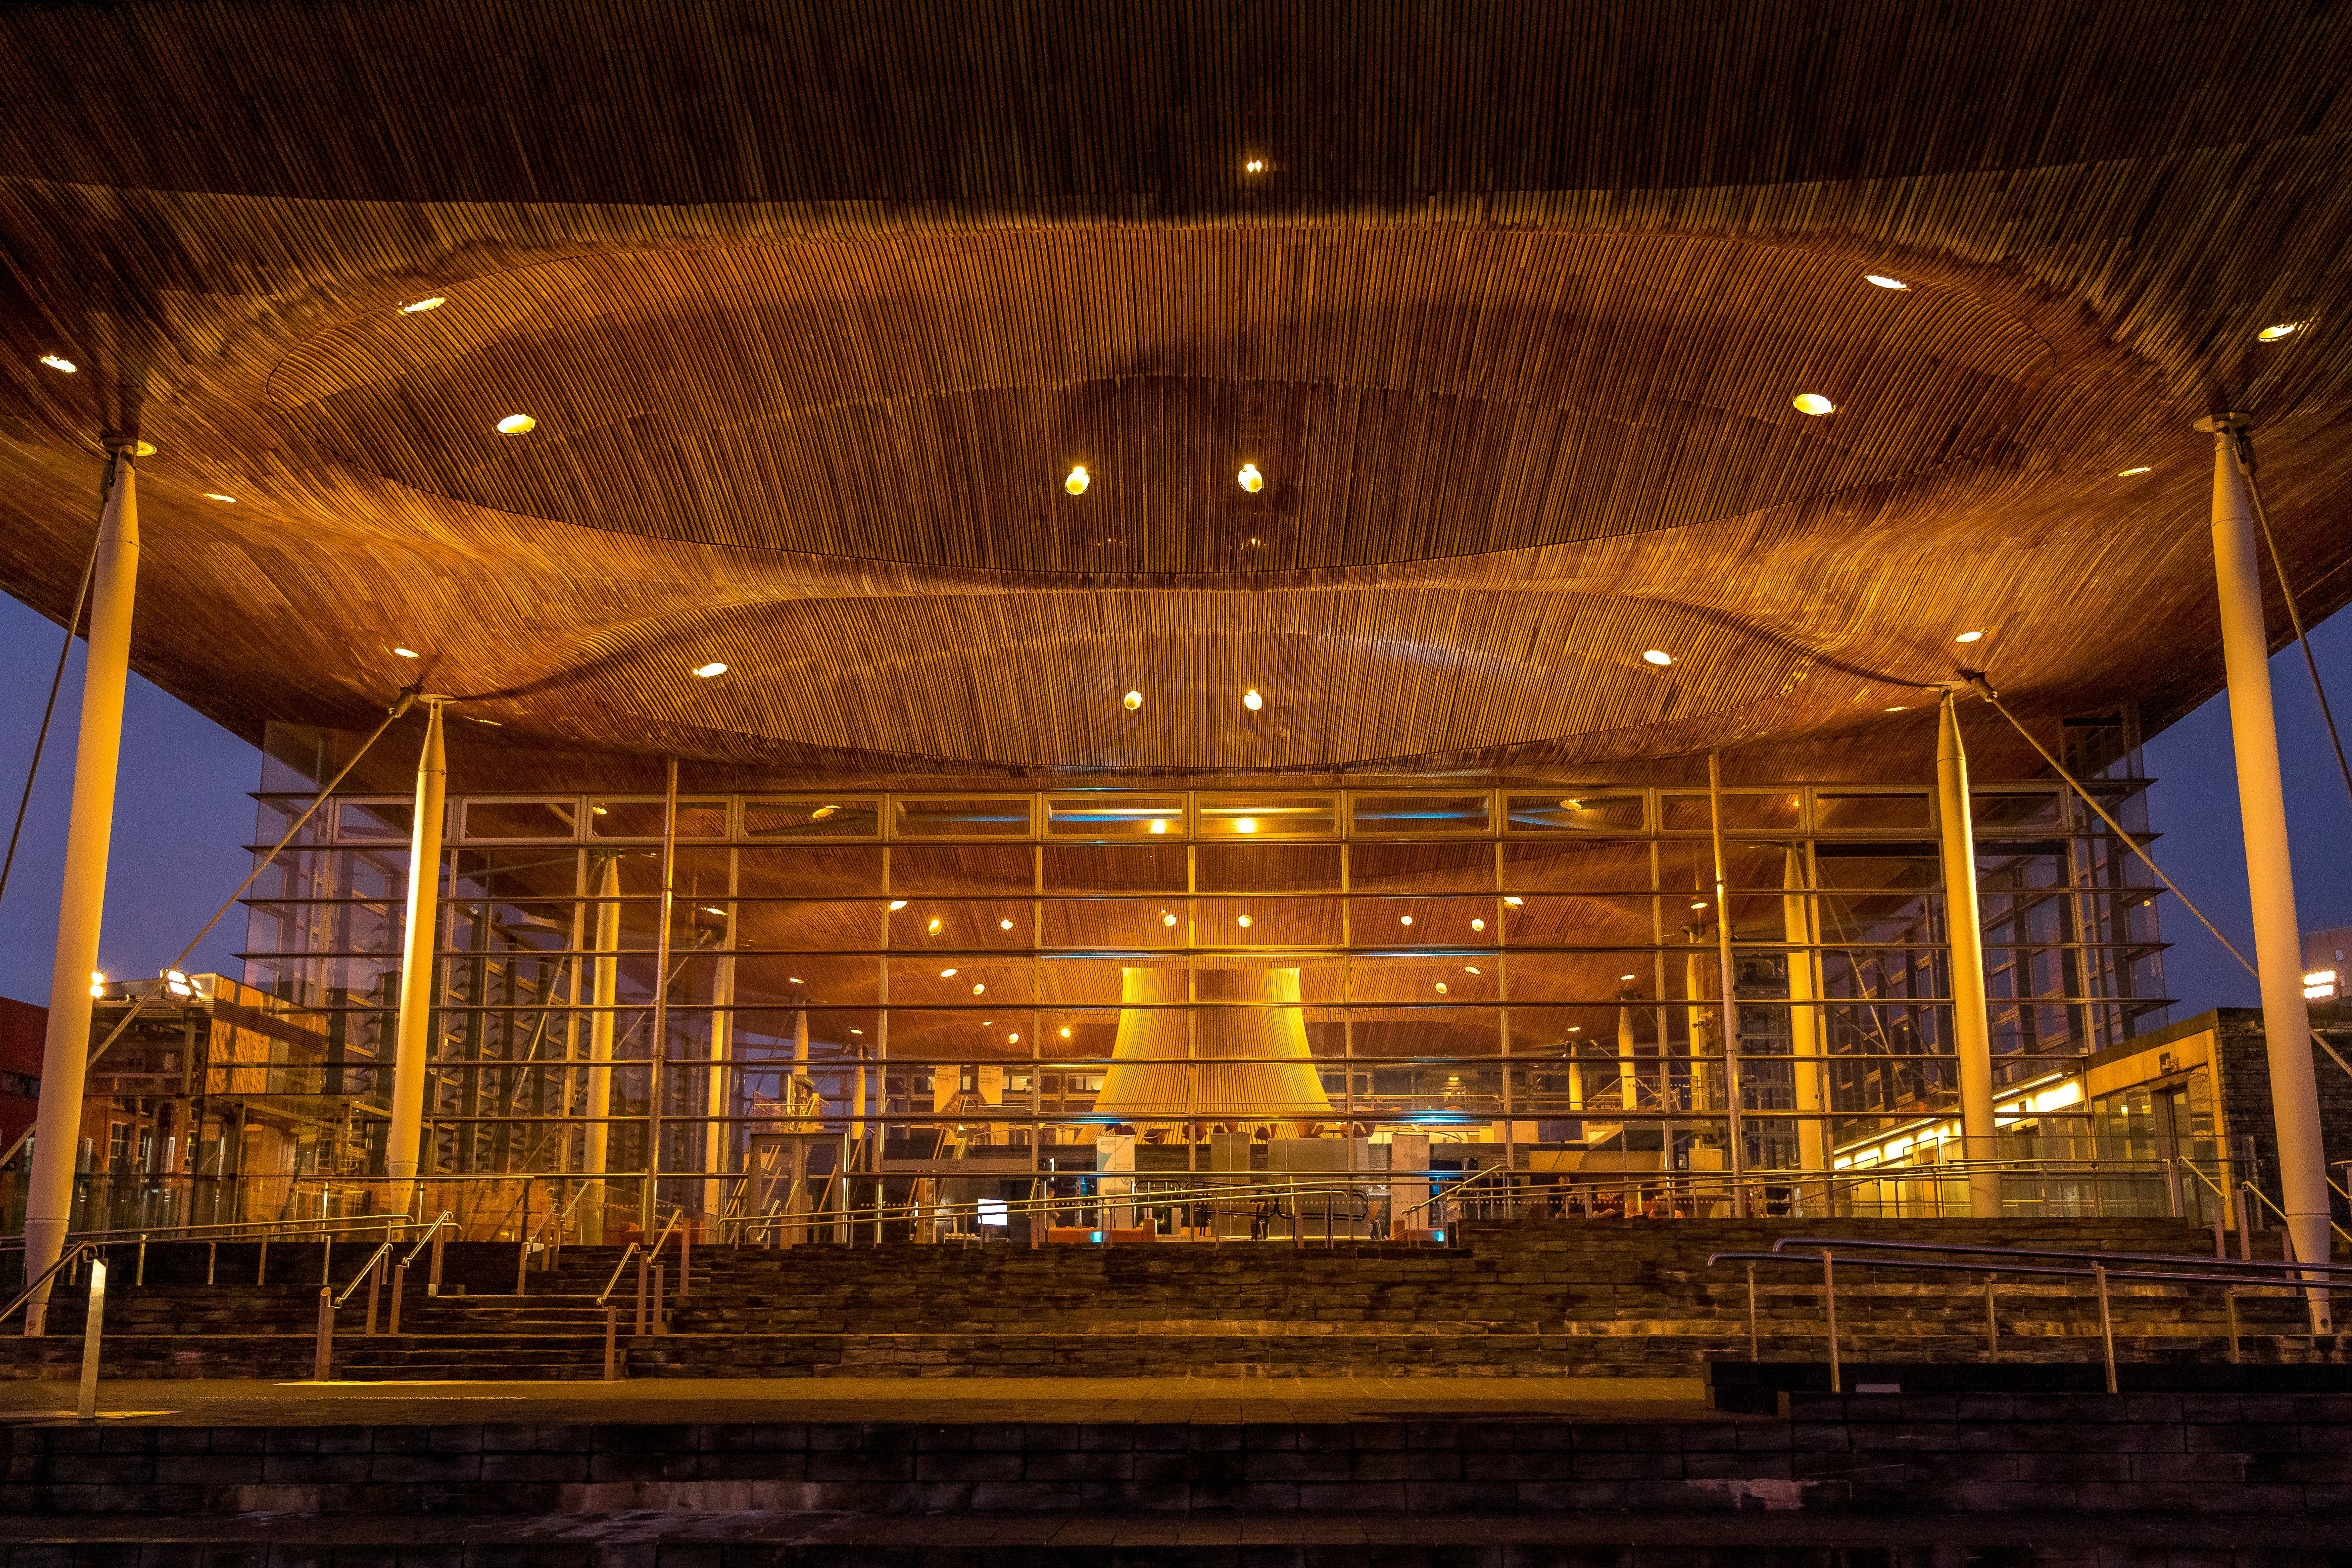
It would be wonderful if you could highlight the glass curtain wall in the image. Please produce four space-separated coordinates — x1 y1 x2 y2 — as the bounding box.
176 780 2171 1239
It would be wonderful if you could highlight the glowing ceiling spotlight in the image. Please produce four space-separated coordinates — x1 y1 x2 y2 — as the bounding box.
1244 158 1266 173
1471 918 1486 932
888 899 908 911
1162 911 1177 926
1060 1026 1072 1038
1865 275 1908 290
39 354 74 372
692 661 728 677
1237 462 1264 493
392 647 420 659
400 297 446 313
1955 630 1985 644
1791 393 1836 416
1642 650 1673 667
999 918 1014 931
927 916 943 935
1148 819 1168 834
1065 464 1090 495
1237 915 1254 928
204 493 237 503
2257 322 2302 342
1123 690 1142 711
496 414 536 434
940 968 958 978
1242 689 1264 711
2117 466 2152 476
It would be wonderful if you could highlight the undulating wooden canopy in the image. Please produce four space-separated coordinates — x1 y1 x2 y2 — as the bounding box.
1 1 2350 784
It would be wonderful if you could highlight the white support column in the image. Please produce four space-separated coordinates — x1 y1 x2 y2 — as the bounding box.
385 699 446 1226
1936 691 2002 1219
21 444 139 1337
2199 414 2332 1326
582 855 621 1245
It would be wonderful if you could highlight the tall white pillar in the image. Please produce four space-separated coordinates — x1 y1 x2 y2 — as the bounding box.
2198 414 2331 1325
1935 691 2002 1219
385 700 446 1225
21 445 138 1337
1782 847 1830 1208
582 856 621 1244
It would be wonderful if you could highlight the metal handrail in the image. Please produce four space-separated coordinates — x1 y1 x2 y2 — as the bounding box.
596 1243 642 1305
2240 1180 2352 1249
0 1242 97 1327
0 1211 406 1253
1765 1234 2352 1277
1717 1247 2328 1295
399 1211 456 1269
643 1210 684 1267
732 1171 1410 1241
333 1239 401 1308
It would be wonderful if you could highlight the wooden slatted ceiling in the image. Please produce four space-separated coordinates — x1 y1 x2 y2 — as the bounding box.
0 3 2342 781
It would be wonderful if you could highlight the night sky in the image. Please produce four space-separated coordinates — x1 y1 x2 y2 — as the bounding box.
0 589 2346 1022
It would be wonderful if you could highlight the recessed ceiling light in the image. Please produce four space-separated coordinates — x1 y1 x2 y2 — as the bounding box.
850 1028 862 1034
1060 1026 1072 1038
401 297 446 313
1692 901 1708 911
2117 466 2152 476
38 355 74 373
1642 650 1674 667
131 441 156 456
1236 817 1258 833
972 983 986 995
1238 915 1254 928
1954 630 1984 644
1471 918 1485 931
1123 690 1142 711
1865 275 1909 290
811 805 837 820
788 976 803 985
1244 158 1266 173
1007 1032 1020 1044
1243 689 1264 710
1435 982 1449 994
1621 972 1636 981
1399 915 1414 926
1238 462 1264 493
927 916 943 934
889 899 908 911
203 493 237 502
1149 819 1168 834
940 968 957 978
1885 705 1908 712
999 918 1013 930
1464 966 1479 974
392 647 420 658
1503 896 1524 907
496 414 536 434
692 661 728 677
1065 464 1090 496
1792 393 1837 416
2257 323 2302 342
1162 911 1177 926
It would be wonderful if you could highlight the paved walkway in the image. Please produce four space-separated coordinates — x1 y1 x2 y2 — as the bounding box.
0 1375 1712 1426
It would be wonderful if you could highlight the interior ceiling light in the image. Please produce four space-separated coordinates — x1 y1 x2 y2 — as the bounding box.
1642 650 1673 667
1954 630 1985 644
1237 915 1253 928
1243 689 1264 711
1471 918 1486 931
39 354 74 372
927 916 943 934
1865 275 1909 290
2258 323 2302 342
1620 972 1637 981
939 968 957 978
788 976 803 984
1065 464 1090 495
392 647 420 659
971 983 986 995
1007 1032 1020 1044
849 1027 863 1035
1399 915 1414 926
889 899 908 911
1162 911 1177 926
1060 1026 1072 1038
1435 982 1449 994
2116 466 2153 477
999 918 1014 930
1692 901 1708 910
1885 705 1908 713
1236 817 1258 833
1503 896 1524 907
1791 393 1837 416
1464 965 1480 974
810 805 837 820
592 805 607 815
1120 690 1144 713
400 297 446 313
203 493 237 503
692 661 728 677
1149 820 1168 834
132 441 156 456
703 906 725 916
495 414 536 434
1238 462 1264 493
1244 158 1266 173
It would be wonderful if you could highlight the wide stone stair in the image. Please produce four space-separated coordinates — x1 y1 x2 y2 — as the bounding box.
1 1217 2340 1381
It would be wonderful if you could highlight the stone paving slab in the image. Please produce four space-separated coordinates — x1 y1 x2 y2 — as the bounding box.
0 1377 1718 1428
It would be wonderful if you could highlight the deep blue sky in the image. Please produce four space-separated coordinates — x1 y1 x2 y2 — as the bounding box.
0 590 2345 1018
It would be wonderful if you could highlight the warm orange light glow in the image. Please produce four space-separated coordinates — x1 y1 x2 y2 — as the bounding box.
1792 393 1836 416
496 414 536 434
1065 465 1090 495
400 297 446 313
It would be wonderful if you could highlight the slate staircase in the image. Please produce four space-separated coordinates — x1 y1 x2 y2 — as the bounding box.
0 1218 2338 1381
